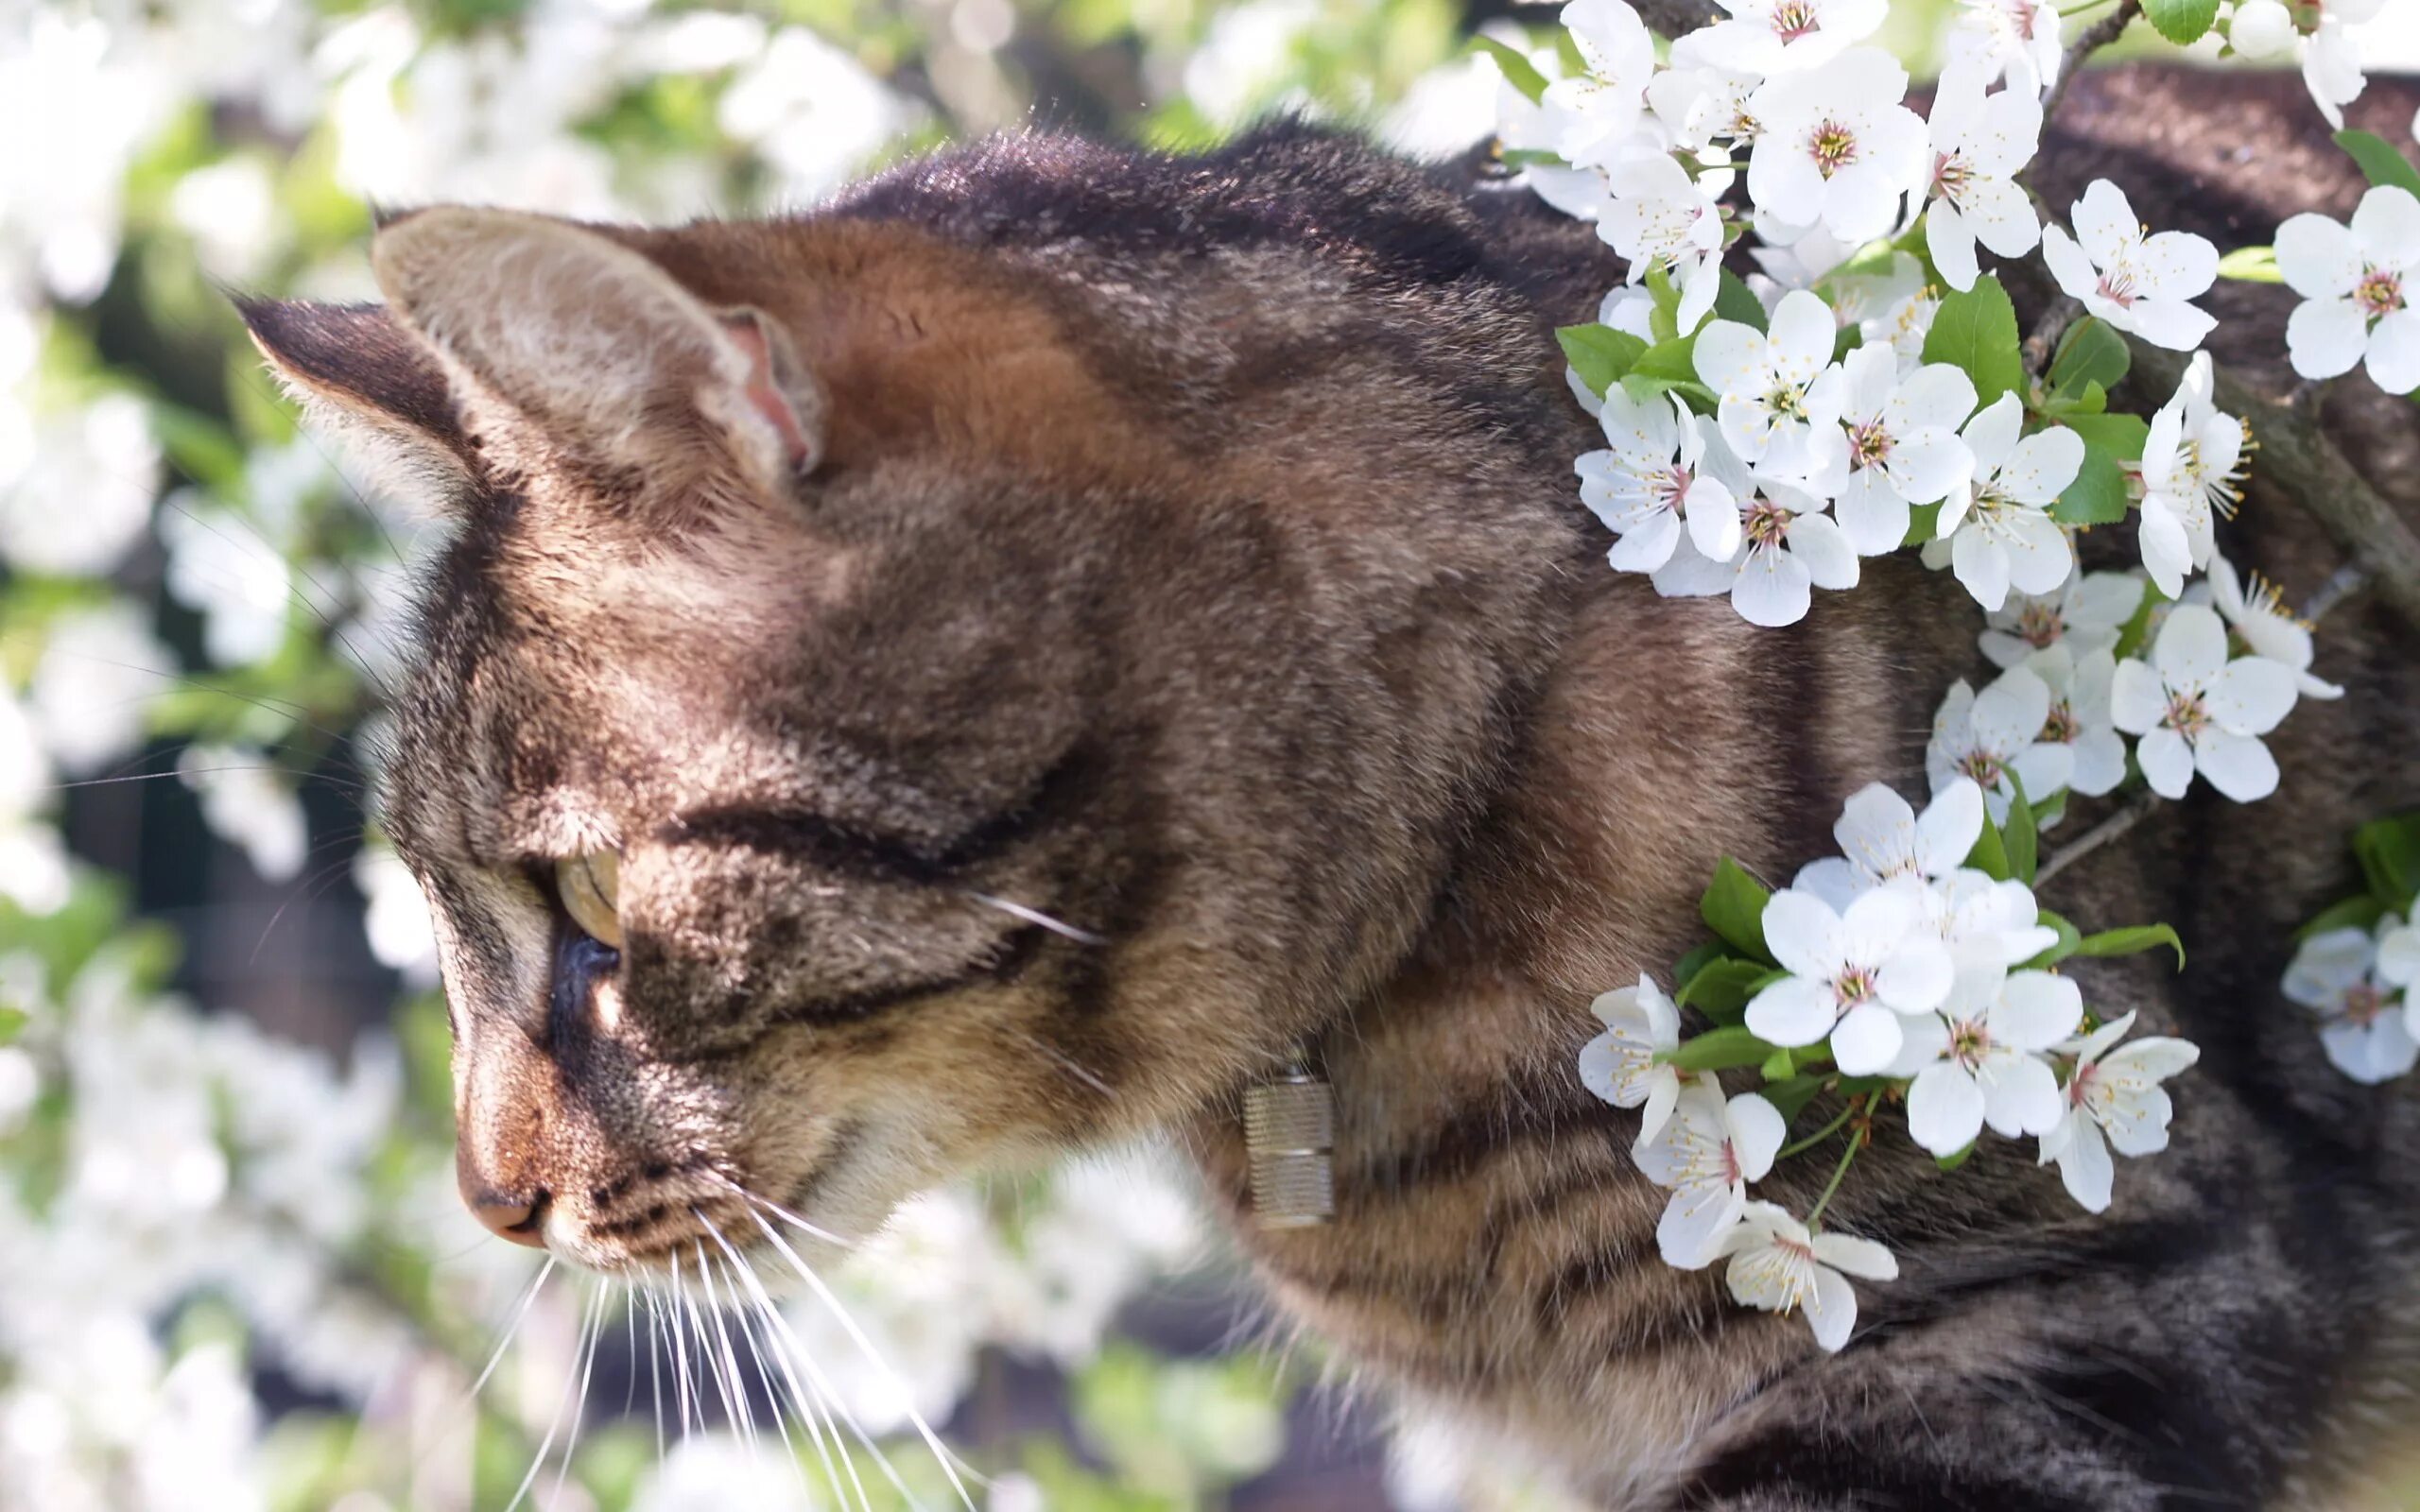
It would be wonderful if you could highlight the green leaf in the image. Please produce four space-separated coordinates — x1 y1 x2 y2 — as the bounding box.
1630 335 1701 383
1903 500 1943 547
1672 939 1727 989
2214 245 2285 284
1934 1140 1979 1173
1558 323 1649 398
1471 36 1548 105
1922 273 2026 410
1762 1073 1829 1125
1964 810 2014 883
0 1007 24 1046
2048 317 2129 397
2335 129 2420 199
1647 265 1681 344
1619 374 1720 408
1498 147 1567 169
2351 813 2420 911
2142 0 2220 43
1678 955 1783 1023
1758 1048 1796 1082
2293 894 2389 942
1701 857 1776 964
2112 570 2166 661
2075 923 2187 971
1663 1024 1784 1074
1714 270 1767 332
2063 411 2152 462
2053 439 2133 525
2003 772 2040 885
2022 908 2084 970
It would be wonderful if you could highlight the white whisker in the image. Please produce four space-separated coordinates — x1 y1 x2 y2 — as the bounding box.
745 1204 979 1511
503 1282 602 1512
543 1280 608 1510
700 1213 869 1512
644 1285 668 1463
964 890 1107 946
668 1251 700 1440
695 1242 759 1452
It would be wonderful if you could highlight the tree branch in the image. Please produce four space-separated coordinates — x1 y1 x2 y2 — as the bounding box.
2036 789 2159 888
2040 0 2139 127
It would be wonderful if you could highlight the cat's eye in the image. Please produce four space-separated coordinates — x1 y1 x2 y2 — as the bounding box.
555 851 623 949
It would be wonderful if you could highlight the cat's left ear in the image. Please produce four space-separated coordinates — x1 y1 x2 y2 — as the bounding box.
369 207 821 499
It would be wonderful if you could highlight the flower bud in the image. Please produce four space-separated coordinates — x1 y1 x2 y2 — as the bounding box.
2228 0 2297 60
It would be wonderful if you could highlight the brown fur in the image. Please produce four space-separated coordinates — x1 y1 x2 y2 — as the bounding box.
243 64 2420 1509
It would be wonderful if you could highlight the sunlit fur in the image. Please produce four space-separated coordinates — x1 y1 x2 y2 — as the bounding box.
244 66 2420 1509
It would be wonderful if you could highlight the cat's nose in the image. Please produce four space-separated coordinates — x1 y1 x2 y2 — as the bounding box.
458 1157 552 1249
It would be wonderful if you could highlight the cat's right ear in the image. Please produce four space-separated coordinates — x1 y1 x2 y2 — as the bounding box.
235 298 477 495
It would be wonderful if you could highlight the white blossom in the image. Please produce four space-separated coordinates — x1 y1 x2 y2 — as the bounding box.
1645 33 1761 151
2205 555 2342 700
2285 915 2416 1084
2136 352 2244 598
2110 602 2299 802
1694 289 1849 476
1580 391 1744 573
2041 180 2220 351
2037 1011 2201 1212
1898 966 2083 1156
2024 643 2130 799
1632 1084 1785 1267
1596 154 1728 333
1686 0 1886 75
177 746 308 883
1929 394 2081 612
1714 1201 1896 1352
1577 973 1686 1153
1832 346 1977 555
1916 867 2063 971
0 394 158 578
2277 185 2420 392
1791 777 1984 907
1978 571 2143 669
1744 49 1927 246
1945 0 2065 97
1748 885 1954 1073
2228 0 2298 59
1919 60 2042 292
1540 0 1662 169
1927 662 2076 820
2301 0 2388 129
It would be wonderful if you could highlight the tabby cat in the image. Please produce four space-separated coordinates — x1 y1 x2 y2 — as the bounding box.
240 62 2420 1510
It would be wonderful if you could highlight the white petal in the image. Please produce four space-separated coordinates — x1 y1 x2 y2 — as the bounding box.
1693 319 1768 395
2135 727 2194 799
1763 888 1847 979
2052 1118 2115 1212
1980 1053 2065 1137
2194 729 2280 802
1991 971 2084 1050
1658 1180 1748 1270
1887 430 1976 507
1876 937 1955 1015
2365 308 2420 395
1606 507 1685 572
2107 657 2164 734
1951 526 2012 611
2349 185 2420 265
2135 230 2218 301
2070 180 2136 264
1747 975 1843 1048
1785 513 1860 592
2123 298 2219 352
2136 498 2191 599
2001 511 2077 597
1803 1264 1859 1352
1829 1001 1906 1075
1793 856 1868 912
2287 297 2369 381
1834 468 1911 557
1999 428 2086 505
1809 1230 1898 1281
1926 201 1980 292
1725 1092 1787 1182
2039 225 2100 302
1768 290 1842 382
2274 212 2363 299
1913 780 1984 876
2322 1017 2420 1085
2068 729 2129 797
2206 657 2299 736
2154 602 2230 689
1908 1063 1986 1155
1685 473 1743 561
1731 543 1815 627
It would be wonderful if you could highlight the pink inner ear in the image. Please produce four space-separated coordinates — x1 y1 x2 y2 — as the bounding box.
722 317 813 471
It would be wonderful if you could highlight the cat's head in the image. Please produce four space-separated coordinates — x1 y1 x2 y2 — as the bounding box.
243 197 1572 1273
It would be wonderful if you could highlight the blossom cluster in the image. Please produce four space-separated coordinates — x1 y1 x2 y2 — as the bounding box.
1580 778 2201 1351
1507 0 2418 636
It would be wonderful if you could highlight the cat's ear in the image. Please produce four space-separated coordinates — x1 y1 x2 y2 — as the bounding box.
235 298 477 492
369 207 821 500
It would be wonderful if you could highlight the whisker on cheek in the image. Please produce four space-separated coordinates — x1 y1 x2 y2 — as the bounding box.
962 888 1107 946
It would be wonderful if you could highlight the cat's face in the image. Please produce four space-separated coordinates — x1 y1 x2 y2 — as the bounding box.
243 202 1569 1273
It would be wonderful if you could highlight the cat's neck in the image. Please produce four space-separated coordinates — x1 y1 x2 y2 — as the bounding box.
1186 558 1979 1500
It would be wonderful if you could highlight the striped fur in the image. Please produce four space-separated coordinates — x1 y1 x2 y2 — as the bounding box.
243 64 2420 1509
